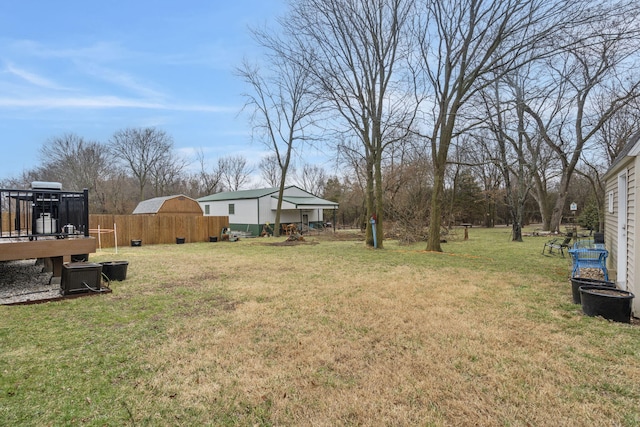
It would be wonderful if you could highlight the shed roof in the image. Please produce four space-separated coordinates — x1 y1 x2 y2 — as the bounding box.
132 194 200 214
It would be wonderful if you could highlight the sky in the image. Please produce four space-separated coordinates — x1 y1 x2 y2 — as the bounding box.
0 0 290 181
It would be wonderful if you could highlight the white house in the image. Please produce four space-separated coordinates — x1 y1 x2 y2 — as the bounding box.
603 129 640 316
197 186 338 235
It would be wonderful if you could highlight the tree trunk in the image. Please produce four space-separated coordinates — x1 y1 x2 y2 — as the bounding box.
510 203 524 242
365 158 376 247
549 174 572 233
549 197 566 234
374 154 384 249
426 165 445 252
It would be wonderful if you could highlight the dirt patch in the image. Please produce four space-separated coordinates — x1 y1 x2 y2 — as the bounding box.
583 288 631 297
202 294 239 311
261 240 320 247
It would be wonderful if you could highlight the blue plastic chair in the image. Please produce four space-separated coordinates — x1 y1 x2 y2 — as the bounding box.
568 248 609 281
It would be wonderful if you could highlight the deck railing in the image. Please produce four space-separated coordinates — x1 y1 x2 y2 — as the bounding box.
0 188 90 240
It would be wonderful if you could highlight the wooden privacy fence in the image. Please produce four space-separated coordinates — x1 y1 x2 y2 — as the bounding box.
89 215 228 248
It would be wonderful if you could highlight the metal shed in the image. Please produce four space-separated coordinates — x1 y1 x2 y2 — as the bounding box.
132 195 203 215
198 186 338 236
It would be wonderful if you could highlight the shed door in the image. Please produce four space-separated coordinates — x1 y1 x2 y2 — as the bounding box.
617 172 628 290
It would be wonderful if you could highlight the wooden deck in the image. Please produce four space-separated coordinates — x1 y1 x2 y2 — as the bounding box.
0 237 96 276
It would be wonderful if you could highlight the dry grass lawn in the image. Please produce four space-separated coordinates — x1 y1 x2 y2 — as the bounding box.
1 227 640 426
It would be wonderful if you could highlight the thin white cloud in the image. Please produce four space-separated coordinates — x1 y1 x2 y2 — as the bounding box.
80 64 166 99
6 40 162 97
8 39 129 63
3 63 68 90
0 95 236 113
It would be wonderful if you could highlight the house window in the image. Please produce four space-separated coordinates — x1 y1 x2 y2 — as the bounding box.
204 204 210 215
229 203 235 215
608 191 614 214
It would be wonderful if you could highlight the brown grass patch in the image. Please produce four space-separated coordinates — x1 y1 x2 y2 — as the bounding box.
121 242 640 425
5 232 631 425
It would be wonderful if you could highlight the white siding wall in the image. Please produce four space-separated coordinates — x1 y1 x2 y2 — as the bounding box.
605 157 639 316
279 211 303 224
257 195 273 225
202 202 227 217
605 174 619 272
629 160 638 314
229 199 259 224
201 199 258 224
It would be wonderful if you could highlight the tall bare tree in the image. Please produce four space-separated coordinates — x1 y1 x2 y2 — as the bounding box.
149 151 189 197
39 133 112 211
39 133 109 190
474 73 540 241
592 101 640 165
294 163 327 196
218 155 253 192
195 148 224 196
568 99 640 232
414 0 578 251
285 0 417 248
237 34 320 235
258 154 284 188
522 3 640 232
109 127 174 201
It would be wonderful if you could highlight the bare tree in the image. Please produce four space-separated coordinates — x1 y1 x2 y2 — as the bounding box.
195 148 224 196
592 101 640 165
576 99 640 232
38 133 113 211
522 4 640 232
39 133 109 188
218 155 253 191
294 163 327 196
237 34 320 235
258 154 283 188
285 0 417 248
414 0 578 251
474 73 540 241
149 151 189 197
109 127 174 201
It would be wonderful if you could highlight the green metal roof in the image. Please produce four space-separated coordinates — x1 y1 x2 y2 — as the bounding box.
198 185 339 209
198 187 281 202
279 195 339 208
198 186 339 209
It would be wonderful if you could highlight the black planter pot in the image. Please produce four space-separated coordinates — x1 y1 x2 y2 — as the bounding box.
131 239 142 247
570 277 615 304
209 236 218 242
176 237 186 244
100 261 129 281
579 285 635 323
